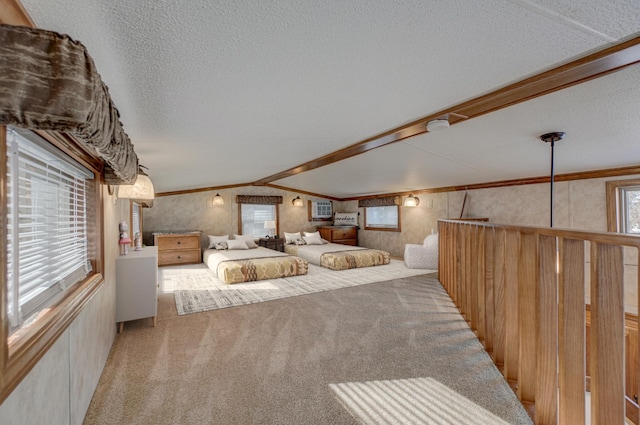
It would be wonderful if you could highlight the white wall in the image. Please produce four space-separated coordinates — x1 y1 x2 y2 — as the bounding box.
0 188 128 425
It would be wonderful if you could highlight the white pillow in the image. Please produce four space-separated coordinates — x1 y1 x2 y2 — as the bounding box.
294 238 306 245
303 236 323 245
208 234 229 248
233 234 258 248
304 231 321 239
227 239 249 250
284 232 301 244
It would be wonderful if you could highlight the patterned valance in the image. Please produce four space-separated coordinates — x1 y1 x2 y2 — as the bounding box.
236 195 283 205
0 24 138 184
358 196 401 207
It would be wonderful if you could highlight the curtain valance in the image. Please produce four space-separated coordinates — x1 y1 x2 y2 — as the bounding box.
0 24 138 184
358 196 401 207
236 195 283 205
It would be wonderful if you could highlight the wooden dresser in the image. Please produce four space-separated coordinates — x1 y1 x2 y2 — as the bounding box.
317 226 358 246
153 232 201 266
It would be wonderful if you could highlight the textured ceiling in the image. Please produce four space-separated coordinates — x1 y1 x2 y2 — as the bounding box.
19 0 640 197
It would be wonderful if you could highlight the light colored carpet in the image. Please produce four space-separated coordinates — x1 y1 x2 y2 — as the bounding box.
84 274 533 425
168 260 432 315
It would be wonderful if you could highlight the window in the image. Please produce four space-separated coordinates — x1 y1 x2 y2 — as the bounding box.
1 126 103 403
619 186 640 234
606 178 640 233
131 201 142 241
6 127 95 333
240 204 277 238
364 205 401 231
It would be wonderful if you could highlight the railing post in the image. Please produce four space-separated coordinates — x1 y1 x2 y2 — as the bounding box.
536 234 558 424
504 230 520 385
558 238 585 425
493 228 506 369
590 242 624 424
518 232 537 408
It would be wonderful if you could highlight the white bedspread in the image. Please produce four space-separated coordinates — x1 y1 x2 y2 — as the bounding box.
203 247 289 274
288 243 366 265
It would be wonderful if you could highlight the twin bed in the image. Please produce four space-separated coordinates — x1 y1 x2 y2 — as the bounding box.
204 234 390 284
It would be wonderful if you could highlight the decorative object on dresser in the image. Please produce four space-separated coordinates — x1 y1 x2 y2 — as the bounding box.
153 231 202 266
258 237 285 252
116 246 158 332
317 225 358 246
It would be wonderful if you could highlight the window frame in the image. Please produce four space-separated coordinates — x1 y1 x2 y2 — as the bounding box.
0 126 104 404
363 205 401 232
237 203 279 239
606 178 640 233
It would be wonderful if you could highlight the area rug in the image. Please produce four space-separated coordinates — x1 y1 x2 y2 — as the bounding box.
166 260 433 315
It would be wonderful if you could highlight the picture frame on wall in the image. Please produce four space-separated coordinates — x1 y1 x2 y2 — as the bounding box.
308 200 333 222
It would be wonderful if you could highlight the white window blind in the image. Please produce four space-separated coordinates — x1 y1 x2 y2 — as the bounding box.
132 201 141 237
6 127 94 333
365 206 399 229
240 204 276 238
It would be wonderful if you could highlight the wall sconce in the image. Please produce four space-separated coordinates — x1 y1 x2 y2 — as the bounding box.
403 194 420 207
117 166 155 203
292 196 304 207
212 193 224 205
263 220 276 237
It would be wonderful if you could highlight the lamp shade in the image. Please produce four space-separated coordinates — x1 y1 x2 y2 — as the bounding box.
292 196 304 207
118 173 154 201
403 194 420 207
263 220 276 229
212 193 224 205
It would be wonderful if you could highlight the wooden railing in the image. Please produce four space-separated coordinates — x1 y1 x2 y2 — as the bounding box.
438 219 640 425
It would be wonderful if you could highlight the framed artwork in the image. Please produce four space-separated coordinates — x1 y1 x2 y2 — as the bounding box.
308 200 333 222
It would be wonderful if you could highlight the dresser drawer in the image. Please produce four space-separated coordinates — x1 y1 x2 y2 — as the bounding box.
331 227 356 240
156 234 200 250
158 249 200 266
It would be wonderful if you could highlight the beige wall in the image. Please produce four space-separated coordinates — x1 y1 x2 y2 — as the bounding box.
0 188 128 425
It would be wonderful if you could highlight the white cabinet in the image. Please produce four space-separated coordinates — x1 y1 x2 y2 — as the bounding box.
116 246 158 332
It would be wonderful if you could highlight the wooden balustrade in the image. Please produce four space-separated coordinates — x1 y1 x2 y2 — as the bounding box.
438 219 640 425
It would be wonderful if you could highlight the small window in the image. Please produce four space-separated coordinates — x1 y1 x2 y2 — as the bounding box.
240 203 277 238
131 201 142 241
364 205 401 231
619 186 640 234
606 179 640 234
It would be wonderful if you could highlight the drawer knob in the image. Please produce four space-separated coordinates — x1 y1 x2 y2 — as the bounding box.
177 241 181 244
177 256 181 259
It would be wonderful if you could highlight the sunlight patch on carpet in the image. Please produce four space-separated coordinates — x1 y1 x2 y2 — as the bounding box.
165 260 433 315
330 377 511 425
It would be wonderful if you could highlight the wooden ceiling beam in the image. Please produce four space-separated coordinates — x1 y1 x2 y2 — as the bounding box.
253 35 640 186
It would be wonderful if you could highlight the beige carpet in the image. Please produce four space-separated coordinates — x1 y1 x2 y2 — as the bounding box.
83 273 533 425
168 260 432 315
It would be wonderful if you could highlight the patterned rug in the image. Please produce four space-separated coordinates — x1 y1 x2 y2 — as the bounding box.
166 260 433 315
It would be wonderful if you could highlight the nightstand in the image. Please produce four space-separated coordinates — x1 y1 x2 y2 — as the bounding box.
258 237 285 252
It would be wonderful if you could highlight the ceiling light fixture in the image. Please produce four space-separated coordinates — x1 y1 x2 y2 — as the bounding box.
212 193 224 205
292 196 304 207
426 119 450 132
539 131 566 228
403 194 420 207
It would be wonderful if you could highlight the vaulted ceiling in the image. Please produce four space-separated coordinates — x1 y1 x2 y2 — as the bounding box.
15 0 640 198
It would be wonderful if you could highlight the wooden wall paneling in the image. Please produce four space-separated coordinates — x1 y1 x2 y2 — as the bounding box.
626 317 639 424
504 229 520 384
483 227 495 356
558 238 586 425
517 232 537 405
476 226 487 345
536 234 558 424
459 224 468 319
469 225 479 332
590 242 624 424
493 228 506 369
